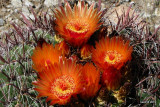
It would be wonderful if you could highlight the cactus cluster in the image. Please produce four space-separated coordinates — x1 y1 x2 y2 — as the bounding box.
0 0 159 106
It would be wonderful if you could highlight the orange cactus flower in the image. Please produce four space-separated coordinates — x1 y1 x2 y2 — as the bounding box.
92 37 133 70
55 41 70 56
80 63 101 100
80 44 93 59
31 42 61 72
102 68 121 90
54 0 102 46
33 59 84 105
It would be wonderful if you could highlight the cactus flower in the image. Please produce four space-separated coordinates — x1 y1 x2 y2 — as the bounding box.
92 37 133 70
33 59 84 105
54 0 102 46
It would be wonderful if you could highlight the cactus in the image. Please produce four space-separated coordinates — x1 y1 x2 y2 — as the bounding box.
0 0 160 106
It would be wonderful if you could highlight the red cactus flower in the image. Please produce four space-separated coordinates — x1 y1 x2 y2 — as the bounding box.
33 59 84 105
80 63 101 100
54 0 102 46
92 37 133 70
80 44 93 59
55 41 70 56
102 68 121 90
31 42 61 72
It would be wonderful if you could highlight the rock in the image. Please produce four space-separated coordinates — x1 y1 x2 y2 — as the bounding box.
0 8 7 16
24 0 33 7
22 6 30 18
29 14 35 20
22 6 35 20
101 3 106 9
0 19 5 26
44 0 59 7
1 8 6 12
133 0 160 33
11 0 22 8
155 8 160 16
106 3 135 25
7 17 13 22
130 1 135 5
124 0 130 2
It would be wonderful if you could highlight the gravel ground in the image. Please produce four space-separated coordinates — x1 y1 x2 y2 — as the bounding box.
0 0 160 35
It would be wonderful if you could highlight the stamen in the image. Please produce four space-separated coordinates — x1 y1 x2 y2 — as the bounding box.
104 51 122 64
45 60 51 67
65 19 89 36
51 75 75 99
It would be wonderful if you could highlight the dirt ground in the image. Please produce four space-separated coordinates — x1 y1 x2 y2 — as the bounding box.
0 0 159 35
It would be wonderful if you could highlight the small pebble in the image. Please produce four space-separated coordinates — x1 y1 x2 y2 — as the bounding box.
130 1 135 5
11 0 22 8
0 19 5 26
